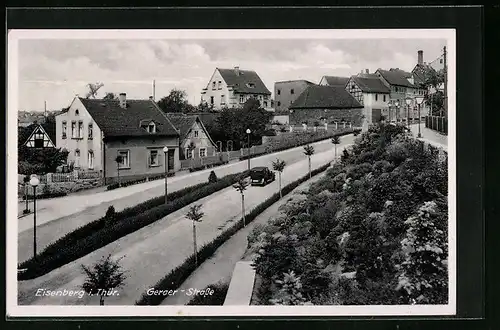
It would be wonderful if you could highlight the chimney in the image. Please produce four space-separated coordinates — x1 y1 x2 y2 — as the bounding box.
365 69 369 74
418 50 423 65
234 66 240 76
119 93 127 109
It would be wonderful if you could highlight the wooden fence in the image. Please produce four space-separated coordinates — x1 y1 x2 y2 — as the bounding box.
425 116 448 135
32 170 102 184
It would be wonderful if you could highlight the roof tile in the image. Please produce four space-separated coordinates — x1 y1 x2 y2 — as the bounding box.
290 85 363 109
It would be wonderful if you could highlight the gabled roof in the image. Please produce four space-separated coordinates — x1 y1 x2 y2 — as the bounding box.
289 85 363 110
351 76 391 93
376 69 416 88
166 113 217 147
412 63 437 87
217 68 271 95
321 76 350 87
79 97 179 138
23 123 56 148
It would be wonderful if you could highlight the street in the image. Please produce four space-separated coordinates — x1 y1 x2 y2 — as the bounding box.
18 136 353 305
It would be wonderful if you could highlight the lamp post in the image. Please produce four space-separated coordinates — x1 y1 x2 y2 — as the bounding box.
415 96 425 138
405 97 413 129
29 175 40 260
163 146 169 204
246 128 251 170
394 100 400 123
387 100 393 123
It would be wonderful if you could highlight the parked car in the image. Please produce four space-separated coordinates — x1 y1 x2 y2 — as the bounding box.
250 166 276 186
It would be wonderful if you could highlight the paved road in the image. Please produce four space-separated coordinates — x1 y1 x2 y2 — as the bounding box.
17 136 352 264
408 123 448 150
17 136 354 306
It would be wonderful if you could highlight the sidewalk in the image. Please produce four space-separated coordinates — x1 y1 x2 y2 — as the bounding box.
408 123 448 151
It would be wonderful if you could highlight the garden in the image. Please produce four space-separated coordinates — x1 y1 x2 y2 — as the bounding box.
247 124 449 305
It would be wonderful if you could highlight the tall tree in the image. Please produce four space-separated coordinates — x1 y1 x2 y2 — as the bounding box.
81 254 127 305
272 158 286 199
157 89 196 113
233 177 250 227
186 204 204 266
303 145 315 179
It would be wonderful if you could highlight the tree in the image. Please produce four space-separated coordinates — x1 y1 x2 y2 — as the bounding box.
103 92 117 100
233 177 250 227
85 82 104 99
157 89 196 113
331 136 341 163
208 170 218 183
115 155 123 187
81 254 127 305
186 141 196 167
186 204 204 266
272 159 287 199
303 145 315 179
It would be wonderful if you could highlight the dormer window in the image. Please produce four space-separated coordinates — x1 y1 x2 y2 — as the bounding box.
148 122 156 133
246 83 256 88
140 119 156 133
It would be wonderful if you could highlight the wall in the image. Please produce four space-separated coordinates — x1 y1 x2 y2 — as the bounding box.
290 108 364 127
180 121 217 159
201 69 232 110
55 97 103 171
104 136 180 183
272 115 290 125
19 178 103 197
274 81 312 112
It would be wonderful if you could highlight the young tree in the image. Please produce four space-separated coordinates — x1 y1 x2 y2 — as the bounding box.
186 141 196 168
272 158 286 199
208 170 218 183
303 145 315 179
331 136 341 163
233 177 250 227
81 254 127 305
115 155 123 187
186 204 204 266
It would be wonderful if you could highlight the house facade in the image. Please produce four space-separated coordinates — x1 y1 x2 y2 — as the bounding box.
56 94 181 184
22 123 56 149
411 50 445 115
166 114 218 160
274 80 315 113
201 67 272 111
345 75 391 130
289 85 364 127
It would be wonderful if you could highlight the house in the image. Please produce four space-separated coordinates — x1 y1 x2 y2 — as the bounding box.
274 80 316 113
412 50 445 94
318 75 350 87
201 67 272 111
165 113 218 160
22 123 56 149
288 85 364 127
55 93 181 184
345 75 391 130
375 68 428 120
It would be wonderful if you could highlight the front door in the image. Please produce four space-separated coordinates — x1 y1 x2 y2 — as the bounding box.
167 149 175 171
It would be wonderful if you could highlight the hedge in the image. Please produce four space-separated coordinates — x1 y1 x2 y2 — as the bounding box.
18 170 250 280
135 162 331 305
22 192 68 200
107 172 175 191
239 129 360 161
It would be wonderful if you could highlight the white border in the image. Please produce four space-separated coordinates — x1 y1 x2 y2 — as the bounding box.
7 29 456 317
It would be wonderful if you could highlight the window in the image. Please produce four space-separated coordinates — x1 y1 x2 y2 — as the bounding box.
75 150 81 168
246 83 255 88
383 95 387 102
263 101 268 107
78 121 84 138
117 150 130 169
88 123 93 139
62 121 67 139
194 130 199 138
199 148 206 158
210 96 214 105
148 150 159 167
440 59 443 64
291 89 295 94
218 81 222 89
351 84 355 90
185 148 194 159
88 151 94 169
212 81 216 90
239 95 245 103
75 109 79 116
147 122 156 133
277 89 281 95
34 131 44 148
71 121 77 138
221 95 225 105
277 101 281 106
375 94 378 101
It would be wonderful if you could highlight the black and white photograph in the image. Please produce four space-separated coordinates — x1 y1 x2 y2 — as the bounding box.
7 28 455 317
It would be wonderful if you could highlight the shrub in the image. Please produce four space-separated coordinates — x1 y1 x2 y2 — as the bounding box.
22 191 68 200
106 173 175 191
208 171 218 183
186 282 229 305
189 165 207 173
104 206 117 227
18 170 249 280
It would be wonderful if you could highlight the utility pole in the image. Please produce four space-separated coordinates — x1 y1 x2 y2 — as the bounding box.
153 80 156 101
443 46 447 117
44 101 47 117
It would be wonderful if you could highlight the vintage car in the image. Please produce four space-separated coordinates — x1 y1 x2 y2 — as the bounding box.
249 166 276 186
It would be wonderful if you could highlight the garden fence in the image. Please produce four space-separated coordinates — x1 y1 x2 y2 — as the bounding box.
425 116 448 135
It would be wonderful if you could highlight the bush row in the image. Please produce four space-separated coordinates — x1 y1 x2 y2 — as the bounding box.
239 129 359 161
186 282 230 305
188 159 229 173
21 191 68 200
135 162 331 305
106 172 175 191
18 170 249 280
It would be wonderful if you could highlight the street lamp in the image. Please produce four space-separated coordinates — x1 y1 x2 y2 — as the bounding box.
415 96 425 138
29 175 40 260
405 97 413 129
387 100 393 123
246 128 251 170
163 146 169 204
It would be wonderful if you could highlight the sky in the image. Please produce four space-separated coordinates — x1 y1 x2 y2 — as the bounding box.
18 38 446 111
